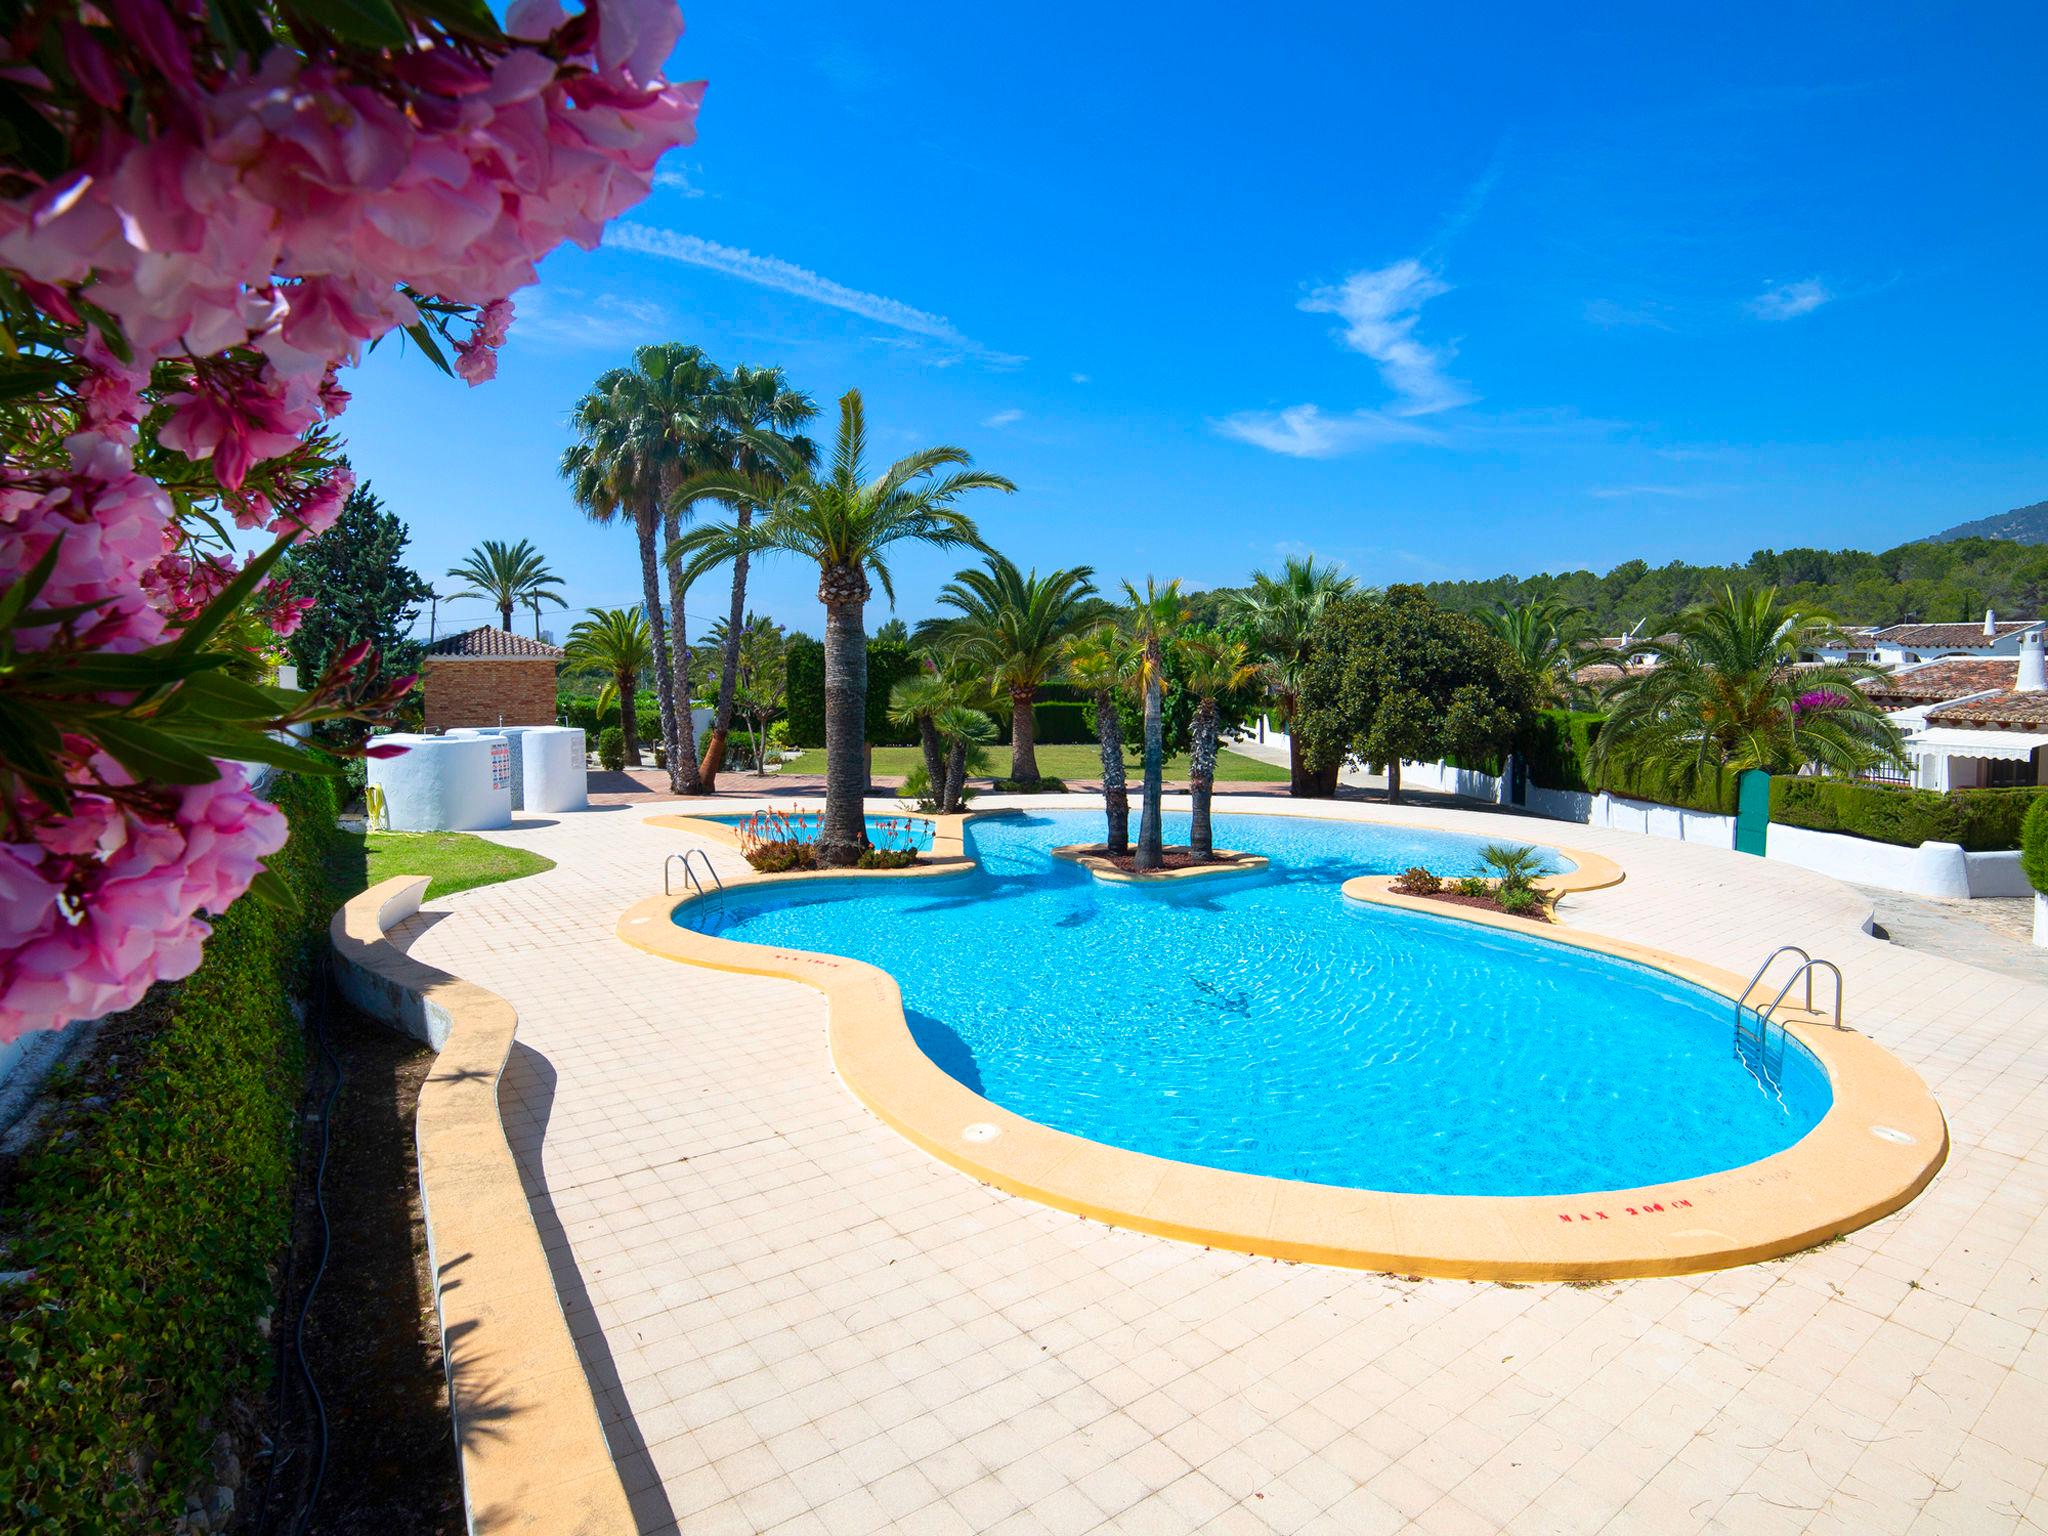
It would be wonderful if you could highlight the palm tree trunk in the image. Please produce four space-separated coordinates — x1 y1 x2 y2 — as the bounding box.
616 670 639 766
499 597 513 631
818 570 869 866
918 717 946 802
636 510 683 791
944 740 968 814
1009 686 1039 783
1137 667 1165 871
660 508 702 793
1287 733 1306 796
1189 698 1218 858
1095 691 1129 854
703 504 751 787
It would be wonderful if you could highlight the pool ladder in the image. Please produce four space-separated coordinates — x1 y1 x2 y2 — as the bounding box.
1733 945 1843 1099
664 848 726 908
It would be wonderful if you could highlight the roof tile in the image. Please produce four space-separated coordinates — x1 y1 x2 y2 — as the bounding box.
423 625 565 659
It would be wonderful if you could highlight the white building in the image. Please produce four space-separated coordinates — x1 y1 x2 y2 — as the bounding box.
1892 629 2048 789
1868 611 2043 667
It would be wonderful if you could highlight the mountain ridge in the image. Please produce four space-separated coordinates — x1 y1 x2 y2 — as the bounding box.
1931 500 2048 544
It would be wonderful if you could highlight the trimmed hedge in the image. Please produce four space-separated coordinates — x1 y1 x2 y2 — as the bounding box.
0 772 339 1530
1769 777 2048 851
1030 701 1093 745
780 635 921 748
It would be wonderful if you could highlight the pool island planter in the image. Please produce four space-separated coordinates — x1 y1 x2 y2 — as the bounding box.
619 812 1947 1282
1050 843 1269 883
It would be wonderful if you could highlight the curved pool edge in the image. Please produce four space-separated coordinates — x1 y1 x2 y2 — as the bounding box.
619 811 1947 1281
1050 843 1271 884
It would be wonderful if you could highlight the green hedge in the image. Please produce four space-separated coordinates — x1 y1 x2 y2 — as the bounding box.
1031 701 1093 745
1769 777 2048 851
2022 798 2048 892
781 635 920 748
0 772 339 1530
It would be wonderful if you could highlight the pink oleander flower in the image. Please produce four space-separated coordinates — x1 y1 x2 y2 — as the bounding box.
1793 689 1852 715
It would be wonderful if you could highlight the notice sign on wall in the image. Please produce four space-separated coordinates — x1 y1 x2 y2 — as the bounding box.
491 741 511 792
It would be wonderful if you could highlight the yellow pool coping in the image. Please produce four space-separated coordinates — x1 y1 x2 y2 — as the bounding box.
1051 843 1270 883
619 808 1946 1281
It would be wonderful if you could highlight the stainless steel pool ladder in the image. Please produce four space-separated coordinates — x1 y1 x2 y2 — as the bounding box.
664 848 726 906
1732 945 1844 1097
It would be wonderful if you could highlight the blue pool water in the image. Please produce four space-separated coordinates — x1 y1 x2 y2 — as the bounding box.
703 810 935 851
682 810 1831 1196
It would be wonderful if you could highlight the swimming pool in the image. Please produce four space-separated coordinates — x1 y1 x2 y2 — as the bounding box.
700 809 935 852
680 809 1832 1198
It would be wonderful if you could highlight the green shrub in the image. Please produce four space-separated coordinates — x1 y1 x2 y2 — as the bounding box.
993 776 1067 793
559 694 602 734
1392 866 1442 894
744 840 810 873
1496 884 1543 915
1769 777 2048 851
2022 798 2048 894
597 725 626 771
1453 875 1490 897
1030 701 1093 745
1520 709 1602 794
633 692 660 747
0 773 338 1529
856 847 919 870
784 636 824 747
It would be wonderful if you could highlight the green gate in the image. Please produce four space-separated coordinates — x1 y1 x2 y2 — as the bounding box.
1734 768 1771 856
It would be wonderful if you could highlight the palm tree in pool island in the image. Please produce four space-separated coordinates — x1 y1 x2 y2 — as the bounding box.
671 389 1014 865
918 552 1101 784
1123 577 1187 871
444 538 566 634
1060 623 1137 853
565 607 654 766
1183 633 1259 858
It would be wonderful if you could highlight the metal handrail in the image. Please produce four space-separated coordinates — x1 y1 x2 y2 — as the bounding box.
1760 958 1844 1032
1735 944 1813 1024
664 852 703 900
683 848 725 896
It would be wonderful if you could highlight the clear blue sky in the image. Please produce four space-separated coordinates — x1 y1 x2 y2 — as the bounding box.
339 2 2047 642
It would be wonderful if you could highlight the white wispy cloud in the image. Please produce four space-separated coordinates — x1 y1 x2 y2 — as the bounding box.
982 408 1023 427
1299 258 1472 415
653 162 707 198
1749 277 1832 320
1583 297 1673 330
510 287 669 351
605 224 1020 365
1212 405 1441 459
1070 372 1091 384
1589 484 1715 500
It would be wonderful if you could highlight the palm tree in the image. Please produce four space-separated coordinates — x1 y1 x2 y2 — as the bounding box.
917 553 1101 783
701 364 817 787
1182 634 1259 858
934 704 997 813
1225 556 1359 794
671 389 1014 865
1123 578 1187 871
565 608 653 766
1589 586 1904 801
561 343 725 795
444 539 566 633
1061 624 1136 853
1480 595 1598 708
888 669 954 802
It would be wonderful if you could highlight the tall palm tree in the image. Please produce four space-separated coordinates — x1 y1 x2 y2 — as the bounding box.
917 553 1101 783
561 343 725 795
565 607 653 766
1589 586 1903 800
1182 634 1259 858
1061 624 1136 853
1123 578 1186 871
1480 595 1598 708
444 539 566 633
1225 556 1360 794
701 363 817 787
671 389 1014 865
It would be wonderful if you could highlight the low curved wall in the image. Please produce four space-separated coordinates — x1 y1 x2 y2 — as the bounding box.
330 878 634 1536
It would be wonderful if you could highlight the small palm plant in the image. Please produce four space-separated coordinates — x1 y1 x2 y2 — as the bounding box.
1479 843 1543 891
932 704 997 813
1061 623 1137 853
445 539 566 633
1181 634 1260 858
565 608 653 767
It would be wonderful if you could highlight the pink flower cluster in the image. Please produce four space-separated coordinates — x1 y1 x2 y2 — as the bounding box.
0 0 703 1041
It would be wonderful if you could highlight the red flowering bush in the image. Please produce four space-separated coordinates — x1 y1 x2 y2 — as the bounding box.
0 0 703 1038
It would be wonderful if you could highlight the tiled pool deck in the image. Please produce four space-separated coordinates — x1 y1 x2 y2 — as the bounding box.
390 794 2048 1535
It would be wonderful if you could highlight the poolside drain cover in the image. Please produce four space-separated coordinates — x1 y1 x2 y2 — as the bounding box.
1870 1125 1916 1145
962 1123 1000 1143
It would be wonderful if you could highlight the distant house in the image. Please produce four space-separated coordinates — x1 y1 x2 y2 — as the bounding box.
1798 624 1882 665
1888 631 2048 789
421 626 564 732
1868 612 2043 666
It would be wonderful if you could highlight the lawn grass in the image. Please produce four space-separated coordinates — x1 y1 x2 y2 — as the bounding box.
863 741 1289 783
324 829 556 908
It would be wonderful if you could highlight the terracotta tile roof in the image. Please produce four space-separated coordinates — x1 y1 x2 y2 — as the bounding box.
423 625 564 659
1924 690 2048 730
1871 620 2041 649
1572 663 1626 686
1864 659 2020 706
